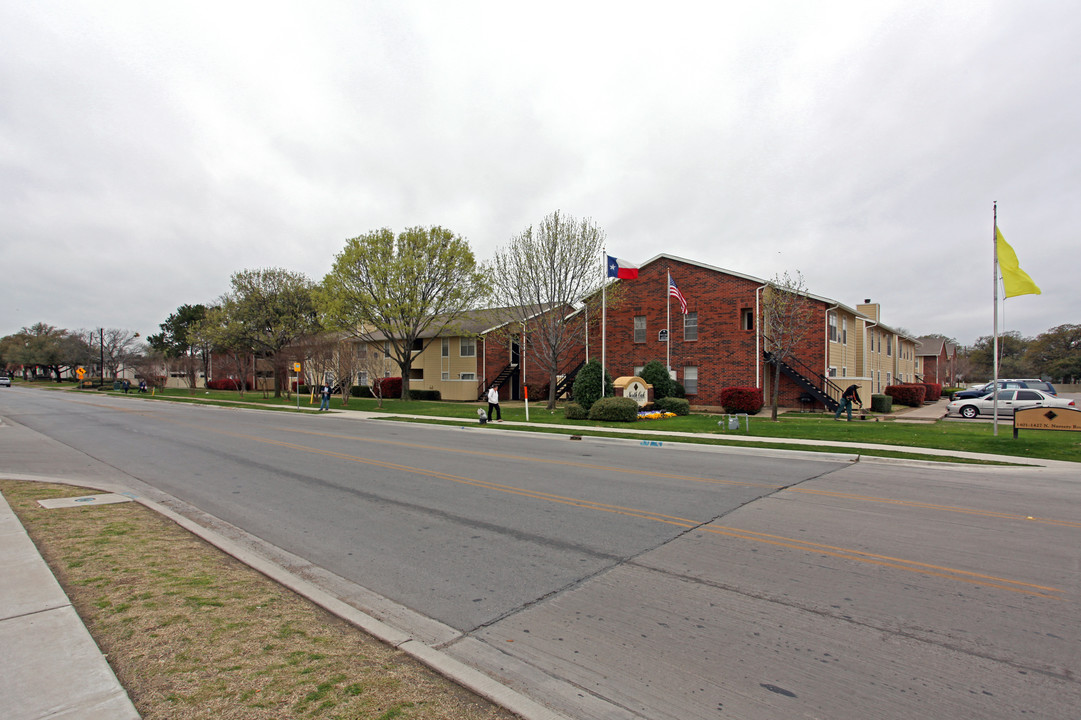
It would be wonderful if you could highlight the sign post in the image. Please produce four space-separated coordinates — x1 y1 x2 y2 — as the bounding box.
294 363 302 410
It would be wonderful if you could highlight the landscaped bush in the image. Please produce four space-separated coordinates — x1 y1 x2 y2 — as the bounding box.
639 360 674 400
587 396 640 422
885 384 926 407
563 402 587 420
654 396 690 416
571 359 614 412
351 385 375 398
206 378 247 391
921 382 942 401
378 377 403 399
943 386 964 400
719 386 764 414
671 382 686 398
407 389 442 401
870 393 893 413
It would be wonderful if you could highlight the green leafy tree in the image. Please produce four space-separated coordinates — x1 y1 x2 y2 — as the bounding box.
4 324 88 381
148 304 208 390
571 358 614 412
1024 323 1081 383
318 226 487 399
490 211 607 409
639 360 674 400
966 331 1031 379
216 269 320 398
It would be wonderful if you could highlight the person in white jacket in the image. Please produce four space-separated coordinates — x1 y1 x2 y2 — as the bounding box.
486 386 502 422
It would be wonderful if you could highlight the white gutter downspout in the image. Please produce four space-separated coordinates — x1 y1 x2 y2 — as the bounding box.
754 283 768 389
863 319 878 389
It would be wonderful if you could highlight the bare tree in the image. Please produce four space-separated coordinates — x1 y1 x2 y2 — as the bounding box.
490 211 606 409
760 270 815 421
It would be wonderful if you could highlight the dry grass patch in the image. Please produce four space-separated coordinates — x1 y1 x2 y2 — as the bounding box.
1 480 519 720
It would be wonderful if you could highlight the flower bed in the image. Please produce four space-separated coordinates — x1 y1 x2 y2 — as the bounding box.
637 410 678 420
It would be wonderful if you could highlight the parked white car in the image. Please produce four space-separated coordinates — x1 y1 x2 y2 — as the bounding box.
946 389 1075 419
0 374 10 387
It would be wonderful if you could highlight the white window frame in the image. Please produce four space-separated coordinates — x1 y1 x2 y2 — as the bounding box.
459 337 476 357
684 312 698 341
634 316 646 343
683 366 698 395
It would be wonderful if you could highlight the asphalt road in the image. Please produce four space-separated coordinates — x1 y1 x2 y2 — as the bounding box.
2 387 1079 719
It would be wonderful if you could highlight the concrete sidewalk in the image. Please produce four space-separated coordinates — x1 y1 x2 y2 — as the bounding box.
0 492 140 720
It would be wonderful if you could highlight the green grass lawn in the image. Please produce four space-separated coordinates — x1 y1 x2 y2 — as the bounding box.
82 386 1081 464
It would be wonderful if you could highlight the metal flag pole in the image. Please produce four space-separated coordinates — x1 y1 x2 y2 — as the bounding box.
666 269 671 373
992 202 1000 436
601 250 607 398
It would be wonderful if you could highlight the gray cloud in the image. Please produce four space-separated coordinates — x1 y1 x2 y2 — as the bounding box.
2 0 1076 346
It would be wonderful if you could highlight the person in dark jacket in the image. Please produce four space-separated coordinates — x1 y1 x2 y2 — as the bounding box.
319 382 332 411
834 384 863 421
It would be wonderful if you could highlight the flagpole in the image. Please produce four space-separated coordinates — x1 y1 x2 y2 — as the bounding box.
601 250 607 398
992 202 1000 436
666 269 672 373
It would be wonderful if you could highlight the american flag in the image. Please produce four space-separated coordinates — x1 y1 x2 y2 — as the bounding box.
669 274 688 314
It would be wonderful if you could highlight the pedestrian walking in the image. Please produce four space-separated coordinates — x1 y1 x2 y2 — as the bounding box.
319 382 332 411
834 384 863 421
486 385 502 422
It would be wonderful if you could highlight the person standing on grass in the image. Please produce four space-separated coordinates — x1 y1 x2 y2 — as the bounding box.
487 385 502 422
319 381 332 411
834 384 863 421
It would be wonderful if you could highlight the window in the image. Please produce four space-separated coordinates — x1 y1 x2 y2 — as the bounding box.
683 367 698 395
684 312 698 341
886 372 892 387
358 371 368 387
441 372 449 381
842 317 847 345
459 372 476 381
634 316 646 343
842 367 847 377
741 308 754 331
828 312 838 342
441 338 449 357
633 366 644 377
1016 390 1041 401
412 338 424 352
886 335 893 356
828 367 838 377
459 337 476 357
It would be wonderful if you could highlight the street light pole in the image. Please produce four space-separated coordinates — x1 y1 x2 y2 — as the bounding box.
99 328 105 388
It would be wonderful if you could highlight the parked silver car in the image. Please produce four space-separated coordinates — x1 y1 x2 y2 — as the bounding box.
0 374 10 387
946 388 1075 419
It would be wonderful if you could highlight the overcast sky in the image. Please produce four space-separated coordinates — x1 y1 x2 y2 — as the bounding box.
2 0 1077 347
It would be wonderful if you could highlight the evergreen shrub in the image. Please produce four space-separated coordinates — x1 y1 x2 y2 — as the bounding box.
654 396 690 415
407 389 441 401
587 396 640 422
563 402 587 420
639 360 674 400
870 393 893 413
572 359 614 412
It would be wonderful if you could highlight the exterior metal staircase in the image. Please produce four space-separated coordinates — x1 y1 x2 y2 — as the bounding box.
480 363 518 399
763 351 843 412
553 358 586 400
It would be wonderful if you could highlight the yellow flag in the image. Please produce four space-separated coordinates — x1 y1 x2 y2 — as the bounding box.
996 227 1041 298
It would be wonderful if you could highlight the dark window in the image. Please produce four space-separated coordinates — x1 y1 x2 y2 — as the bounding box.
634 316 646 343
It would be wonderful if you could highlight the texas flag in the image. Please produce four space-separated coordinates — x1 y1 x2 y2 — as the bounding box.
606 255 638 279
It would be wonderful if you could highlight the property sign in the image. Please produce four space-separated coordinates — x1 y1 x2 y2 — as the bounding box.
293 363 302 372
613 376 653 407
1013 406 1081 438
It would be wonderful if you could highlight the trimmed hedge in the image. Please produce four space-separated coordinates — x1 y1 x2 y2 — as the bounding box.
378 377 403 398
587 396 640 422
654 396 690 416
885 383 926 407
719 386 764 414
870 393 893 413
407 389 441 401
350 385 375 398
563 402 587 420
921 382 942 401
